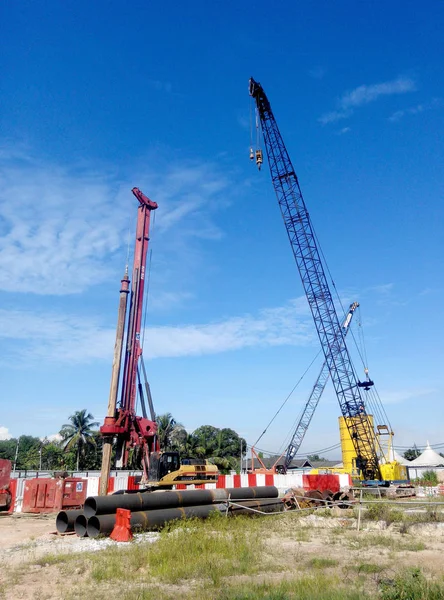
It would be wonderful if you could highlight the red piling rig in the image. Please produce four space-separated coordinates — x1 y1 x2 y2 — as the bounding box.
100 188 159 482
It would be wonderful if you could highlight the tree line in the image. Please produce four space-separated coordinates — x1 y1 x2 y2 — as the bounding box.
0 410 247 474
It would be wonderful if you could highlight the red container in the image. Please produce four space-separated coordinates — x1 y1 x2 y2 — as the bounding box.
22 477 87 513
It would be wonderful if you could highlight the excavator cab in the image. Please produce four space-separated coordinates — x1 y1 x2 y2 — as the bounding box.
148 451 180 482
147 451 219 488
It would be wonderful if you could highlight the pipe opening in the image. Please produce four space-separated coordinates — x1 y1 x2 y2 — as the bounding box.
87 516 101 538
74 514 88 537
84 497 98 518
56 511 69 534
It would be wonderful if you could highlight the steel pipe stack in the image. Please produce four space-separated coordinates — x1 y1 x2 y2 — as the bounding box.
55 486 283 538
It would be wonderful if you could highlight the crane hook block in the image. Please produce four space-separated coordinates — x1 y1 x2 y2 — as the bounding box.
358 380 374 391
249 147 255 161
255 149 263 170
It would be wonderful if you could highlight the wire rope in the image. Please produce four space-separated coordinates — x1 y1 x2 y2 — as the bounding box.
252 349 323 449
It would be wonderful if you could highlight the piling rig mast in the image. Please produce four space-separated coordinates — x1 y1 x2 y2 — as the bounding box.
249 77 381 481
100 188 159 494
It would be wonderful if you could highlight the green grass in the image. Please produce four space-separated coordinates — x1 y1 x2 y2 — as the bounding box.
379 568 444 600
354 563 385 574
306 557 339 569
345 532 426 552
364 503 404 524
89 513 268 586
216 575 370 599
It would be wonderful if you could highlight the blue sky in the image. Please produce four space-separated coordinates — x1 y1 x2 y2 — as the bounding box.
1 1 443 458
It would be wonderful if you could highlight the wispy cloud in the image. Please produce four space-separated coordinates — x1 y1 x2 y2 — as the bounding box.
388 98 442 122
0 426 11 440
319 76 416 124
368 283 394 295
381 387 435 405
147 79 173 94
0 297 314 365
0 149 232 296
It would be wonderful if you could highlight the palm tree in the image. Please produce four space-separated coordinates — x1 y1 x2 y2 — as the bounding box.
60 409 99 471
155 413 183 451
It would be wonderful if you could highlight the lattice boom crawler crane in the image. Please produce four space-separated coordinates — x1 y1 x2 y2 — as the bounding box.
249 77 406 483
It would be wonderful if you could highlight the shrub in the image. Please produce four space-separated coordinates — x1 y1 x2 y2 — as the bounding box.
365 503 403 525
418 470 439 485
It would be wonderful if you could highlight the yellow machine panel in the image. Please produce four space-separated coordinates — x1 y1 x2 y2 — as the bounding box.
339 415 376 477
338 415 407 481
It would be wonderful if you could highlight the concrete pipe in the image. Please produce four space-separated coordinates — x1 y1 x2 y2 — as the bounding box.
74 513 89 537
84 486 279 518
56 509 84 534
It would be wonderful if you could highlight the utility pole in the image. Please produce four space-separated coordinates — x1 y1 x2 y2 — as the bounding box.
13 437 20 474
99 269 130 496
240 438 243 474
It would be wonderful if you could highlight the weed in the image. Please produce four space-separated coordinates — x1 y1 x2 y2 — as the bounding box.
294 527 312 542
364 503 403 525
354 563 384 574
33 553 73 567
379 567 444 599
88 513 267 587
414 471 439 486
217 575 370 599
148 515 263 585
346 533 425 552
307 557 339 569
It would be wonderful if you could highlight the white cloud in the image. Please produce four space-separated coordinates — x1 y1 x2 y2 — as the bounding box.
0 297 314 365
319 76 416 124
388 98 442 122
0 149 231 296
318 110 351 125
0 426 12 440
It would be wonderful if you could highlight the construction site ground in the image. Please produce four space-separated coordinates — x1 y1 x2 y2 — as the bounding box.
1 510 444 599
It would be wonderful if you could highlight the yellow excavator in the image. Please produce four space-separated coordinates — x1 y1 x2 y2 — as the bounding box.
147 452 219 488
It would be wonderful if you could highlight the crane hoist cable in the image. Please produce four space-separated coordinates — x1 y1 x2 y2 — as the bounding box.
251 348 323 449
251 440 342 459
310 225 391 435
